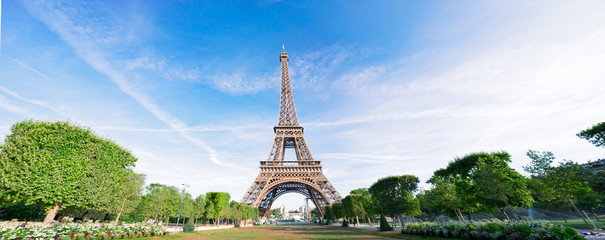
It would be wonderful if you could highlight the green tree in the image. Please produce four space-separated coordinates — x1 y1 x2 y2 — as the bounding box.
111 172 145 224
342 194 366 226
524 150 596 229
204 201 216 224
332 202 344 221
350 188 378 226
192 195 206 225
432 151 524 220
324 205 333 223
0 120 138 223
473 158 534 220
423 178 465 221
205 192 230 226
368 175 419 228
577 122 605 147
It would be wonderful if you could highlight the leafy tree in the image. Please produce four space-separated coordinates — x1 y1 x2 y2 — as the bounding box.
342 194 365 226
350 188 378 226
577 122 605 147
110 172 145 224
269 208 282 218
369 175 419 228
431 151 528 220
0 120 138 223
331 202 344 220
472 158 533 220
419 179 463 220
205 192 230 225
192 195 206 224
204 201 216 224
324 205 333 223
524 150 596 229
524 150 555 176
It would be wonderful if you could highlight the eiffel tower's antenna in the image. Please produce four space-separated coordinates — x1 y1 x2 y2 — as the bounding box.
278 48 299 126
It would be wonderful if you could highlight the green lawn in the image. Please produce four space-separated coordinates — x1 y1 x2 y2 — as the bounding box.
146 225 442 240
551 218 605 230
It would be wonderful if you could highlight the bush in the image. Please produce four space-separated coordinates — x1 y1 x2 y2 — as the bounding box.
183 218 195 232
234 220 241 228
342 219 349 227
403 220 584 240
379 215 392 231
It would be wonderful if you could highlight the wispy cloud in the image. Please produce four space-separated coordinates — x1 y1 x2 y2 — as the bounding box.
20 0 229 166
4 56 55 83
209 71 279 95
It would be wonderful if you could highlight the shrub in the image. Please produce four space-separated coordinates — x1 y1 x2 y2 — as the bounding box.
342 219 349 227
379 215 392 231
183 218 195 232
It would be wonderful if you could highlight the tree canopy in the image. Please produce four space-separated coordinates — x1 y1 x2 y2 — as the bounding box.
577 121 605 147
430 151 533 221
369 175 420 227
0 120 138 223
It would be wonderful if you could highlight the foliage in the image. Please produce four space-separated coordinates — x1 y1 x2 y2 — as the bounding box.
577 121 605 147
0 120 138 223
403 220 584 240
136 183 181 223
192 195 206 222
0 222 166 239
430 151 533 220
342 194 365 224
368 175 420 217
418 179 461 219
349 188 379 220
205 192 230 225
0 201 45 221
473 158 534 219
183 217 195 232
524 150 597 229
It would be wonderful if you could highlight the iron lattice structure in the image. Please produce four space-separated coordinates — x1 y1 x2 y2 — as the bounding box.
240 50 342 218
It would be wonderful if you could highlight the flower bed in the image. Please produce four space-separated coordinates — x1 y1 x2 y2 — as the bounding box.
0 222 167 240
402 220 584 240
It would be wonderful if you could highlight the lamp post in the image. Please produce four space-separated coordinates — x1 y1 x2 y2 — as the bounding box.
176 183 189 231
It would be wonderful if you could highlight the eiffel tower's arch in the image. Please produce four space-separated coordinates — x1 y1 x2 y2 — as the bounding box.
256 180 330 218
240 49 342 218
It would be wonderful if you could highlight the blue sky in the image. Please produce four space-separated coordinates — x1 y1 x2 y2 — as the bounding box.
1 0 604 210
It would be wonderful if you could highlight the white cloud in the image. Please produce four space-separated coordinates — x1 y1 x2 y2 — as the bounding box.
20 1 230 166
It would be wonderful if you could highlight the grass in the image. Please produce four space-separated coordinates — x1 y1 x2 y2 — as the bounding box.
551 218 605 230
144 224 443 240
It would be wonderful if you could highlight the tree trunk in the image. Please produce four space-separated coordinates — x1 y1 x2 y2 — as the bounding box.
565 195 595 230
43 203 62 224
592 210 600 221
114 197 127 225
398 215 405 229
355 215 359 227
510 207 520 220
367 216 373 227
499 207 511 221
456 209 464 222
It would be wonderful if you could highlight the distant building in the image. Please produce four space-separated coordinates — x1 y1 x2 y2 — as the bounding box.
581 159 605 172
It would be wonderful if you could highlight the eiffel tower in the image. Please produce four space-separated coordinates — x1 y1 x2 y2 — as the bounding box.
240 48 342 218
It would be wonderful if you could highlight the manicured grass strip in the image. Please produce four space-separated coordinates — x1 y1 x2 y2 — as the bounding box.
551 219 605 230
144 225 430 240
342 226 442 240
